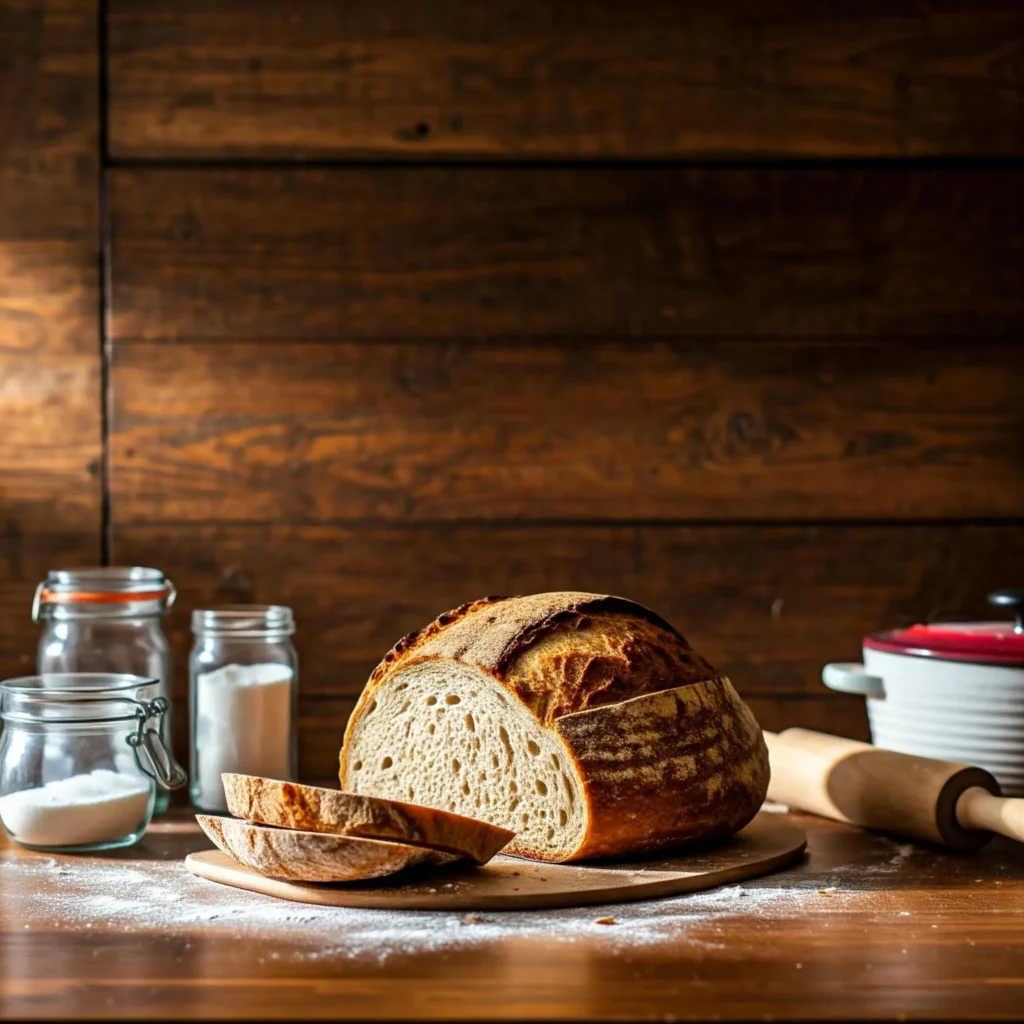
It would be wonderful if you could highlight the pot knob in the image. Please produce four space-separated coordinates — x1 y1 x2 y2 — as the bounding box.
988 589 1024 634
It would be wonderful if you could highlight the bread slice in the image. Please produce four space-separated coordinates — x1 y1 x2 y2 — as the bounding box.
196 814 458 883
222 774 513 863
340 592 769 863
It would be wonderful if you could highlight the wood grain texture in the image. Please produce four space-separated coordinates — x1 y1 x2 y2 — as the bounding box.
1 1 99 244
0 0 101 680
4 811 1024 1020
110 340 1024 523
106 0 1024 159
113 521 1024 703
107 167 1023 342
97 4 1024 837
0 533 105 681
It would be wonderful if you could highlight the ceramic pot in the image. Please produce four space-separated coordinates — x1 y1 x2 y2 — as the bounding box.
823 589 1024 796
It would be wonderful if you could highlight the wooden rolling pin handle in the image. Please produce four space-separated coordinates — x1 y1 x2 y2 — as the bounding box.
762 728 1001 851
956 786 1024 844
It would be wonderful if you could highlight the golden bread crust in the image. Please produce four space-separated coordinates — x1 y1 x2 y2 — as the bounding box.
195 814 457 882
506 613 717 725
554 678 769 859
343 592 768 862
367 592 716 724
222 774 513 863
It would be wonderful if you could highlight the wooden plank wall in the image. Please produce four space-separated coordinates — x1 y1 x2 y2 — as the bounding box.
0 0 101 679
107 0 1024 159
10 0 1011 781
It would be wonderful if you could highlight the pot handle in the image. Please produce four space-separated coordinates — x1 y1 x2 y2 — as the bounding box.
988 588 1024 634
822 662 885 698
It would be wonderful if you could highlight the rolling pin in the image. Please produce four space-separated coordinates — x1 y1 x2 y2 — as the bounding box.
763 728 1024 850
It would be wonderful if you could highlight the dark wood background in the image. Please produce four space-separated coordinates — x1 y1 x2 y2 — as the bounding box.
2 0 1022 780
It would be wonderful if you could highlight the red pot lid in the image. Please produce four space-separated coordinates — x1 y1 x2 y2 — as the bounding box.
865 589 1024 665
865 623 1024 666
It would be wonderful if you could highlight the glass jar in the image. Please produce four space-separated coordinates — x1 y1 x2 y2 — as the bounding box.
33 567 176 813
0 673 186 852
189 606 298 812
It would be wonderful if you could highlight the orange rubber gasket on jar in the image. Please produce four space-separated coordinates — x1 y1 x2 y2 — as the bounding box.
38 588 172 605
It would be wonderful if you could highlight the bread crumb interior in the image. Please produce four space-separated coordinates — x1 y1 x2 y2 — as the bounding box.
343 661 586 859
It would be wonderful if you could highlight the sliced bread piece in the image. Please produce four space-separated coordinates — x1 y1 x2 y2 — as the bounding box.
222 774 513 863
340 592 769 863
196 814 458 883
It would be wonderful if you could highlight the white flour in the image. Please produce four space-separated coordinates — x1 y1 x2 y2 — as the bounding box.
0 770 152 849
0 830 928 964
194 663 293 811
1 853 829 961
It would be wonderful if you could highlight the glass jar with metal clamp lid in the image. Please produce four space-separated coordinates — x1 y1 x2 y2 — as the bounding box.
0 673 187 852
32 567 177 813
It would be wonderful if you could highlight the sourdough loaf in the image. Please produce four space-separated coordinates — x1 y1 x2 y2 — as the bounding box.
339 592 769 862
196 814 458 883
222 774 513 863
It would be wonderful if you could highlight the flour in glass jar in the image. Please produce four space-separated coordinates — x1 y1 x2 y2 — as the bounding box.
0 770 151 848
193 663 294 809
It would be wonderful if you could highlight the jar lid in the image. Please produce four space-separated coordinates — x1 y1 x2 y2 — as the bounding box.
0 674 187 791
864 590 1024 666
33 567 176 621
0 674 161 724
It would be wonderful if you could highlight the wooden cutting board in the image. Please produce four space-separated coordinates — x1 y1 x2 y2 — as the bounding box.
184 814 805 911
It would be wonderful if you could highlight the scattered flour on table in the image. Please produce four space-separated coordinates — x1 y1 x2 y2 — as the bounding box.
1 853 852 963
889 843 916 865
856 842 919 875
2 826 926 963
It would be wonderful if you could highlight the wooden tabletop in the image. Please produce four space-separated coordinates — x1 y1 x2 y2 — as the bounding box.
2 807 1023 1020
